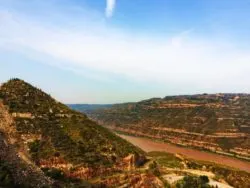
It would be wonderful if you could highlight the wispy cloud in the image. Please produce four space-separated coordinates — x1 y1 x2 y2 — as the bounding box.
105 0 116 18
0 0 250 93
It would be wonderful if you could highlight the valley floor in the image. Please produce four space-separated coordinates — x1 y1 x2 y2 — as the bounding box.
118 134 250 173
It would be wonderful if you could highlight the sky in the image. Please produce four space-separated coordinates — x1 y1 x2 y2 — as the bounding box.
0 0 250 104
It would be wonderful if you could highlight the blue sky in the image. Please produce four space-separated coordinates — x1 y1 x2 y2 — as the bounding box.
0 0 250 104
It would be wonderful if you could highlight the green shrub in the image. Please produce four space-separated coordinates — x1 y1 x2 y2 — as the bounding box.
28 139 40 153
0 161 15 187
176 176 211 188
42 168 65 180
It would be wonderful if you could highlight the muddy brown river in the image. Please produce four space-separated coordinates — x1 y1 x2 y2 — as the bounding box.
119 134 250 173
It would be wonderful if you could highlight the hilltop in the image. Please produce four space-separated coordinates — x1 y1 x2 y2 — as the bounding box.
0 78 157 187
81 94 250 160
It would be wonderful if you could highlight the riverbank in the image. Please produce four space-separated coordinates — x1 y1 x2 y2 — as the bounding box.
118 134 250 173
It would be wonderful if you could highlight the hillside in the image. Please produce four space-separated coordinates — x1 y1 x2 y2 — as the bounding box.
82 94 250 160
0 78 161 187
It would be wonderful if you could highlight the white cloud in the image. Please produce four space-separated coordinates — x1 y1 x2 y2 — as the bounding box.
105 0 116 18
0 2 250 93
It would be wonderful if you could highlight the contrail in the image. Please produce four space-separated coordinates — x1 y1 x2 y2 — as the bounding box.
105 0 116 18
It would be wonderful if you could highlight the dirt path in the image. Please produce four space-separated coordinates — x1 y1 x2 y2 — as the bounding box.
119 134 250 173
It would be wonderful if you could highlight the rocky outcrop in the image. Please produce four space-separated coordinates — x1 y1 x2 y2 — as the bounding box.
97 172 164 187
12 112 34 119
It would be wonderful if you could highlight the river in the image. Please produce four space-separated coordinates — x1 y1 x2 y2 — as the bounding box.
118 134 250 173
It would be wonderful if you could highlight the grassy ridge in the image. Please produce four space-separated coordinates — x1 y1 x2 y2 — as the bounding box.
0 78 144 167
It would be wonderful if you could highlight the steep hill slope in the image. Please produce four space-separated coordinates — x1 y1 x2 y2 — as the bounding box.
0 101 52 187
83 94 250 160
0 78 160 187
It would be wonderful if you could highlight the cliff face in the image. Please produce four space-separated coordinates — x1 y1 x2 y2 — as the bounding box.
82 94 250 160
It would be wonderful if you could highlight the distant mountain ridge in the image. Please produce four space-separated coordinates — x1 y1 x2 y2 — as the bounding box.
82 93 250 160
68 104 113 114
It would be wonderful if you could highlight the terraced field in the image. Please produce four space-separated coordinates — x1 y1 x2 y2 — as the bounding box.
80 94 250 160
